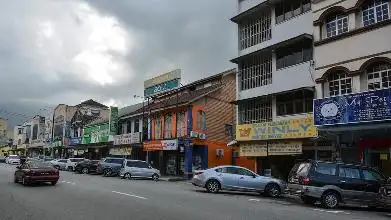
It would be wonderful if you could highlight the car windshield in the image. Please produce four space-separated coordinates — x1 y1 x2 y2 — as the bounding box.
70 159 84 162
28 161 53 169
8 156 19 159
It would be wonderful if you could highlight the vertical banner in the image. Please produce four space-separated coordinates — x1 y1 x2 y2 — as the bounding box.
109 106 119 134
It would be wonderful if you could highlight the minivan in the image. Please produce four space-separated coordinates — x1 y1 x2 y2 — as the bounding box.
287 160 387 209
120 160 160 181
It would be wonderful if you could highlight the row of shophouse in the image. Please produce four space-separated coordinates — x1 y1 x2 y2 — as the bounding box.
8 0 391 179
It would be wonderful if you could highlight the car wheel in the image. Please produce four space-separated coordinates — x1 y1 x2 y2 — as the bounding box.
103 169 112 177
301 196 317 205
265 183 281 198
124 173 131 180
321 191 340 209
82 168 89 174
51 181 57 186
206 180 220 193
152 174 159 181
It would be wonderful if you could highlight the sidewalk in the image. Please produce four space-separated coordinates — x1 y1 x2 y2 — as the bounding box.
159 176 189 182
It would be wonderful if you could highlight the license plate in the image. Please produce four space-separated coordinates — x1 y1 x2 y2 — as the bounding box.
41 172 50 175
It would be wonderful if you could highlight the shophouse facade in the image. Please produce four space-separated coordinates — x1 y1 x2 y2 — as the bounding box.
312 0 391 175
231 0 332 179
132 69 253 177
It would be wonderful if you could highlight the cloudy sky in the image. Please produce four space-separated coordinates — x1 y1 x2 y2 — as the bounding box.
0 0 237 128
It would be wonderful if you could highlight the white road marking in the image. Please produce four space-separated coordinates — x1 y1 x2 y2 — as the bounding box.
71 182 76 185
112 191 148 200
248 199 260 202
61 181 66 183
313 209 350 215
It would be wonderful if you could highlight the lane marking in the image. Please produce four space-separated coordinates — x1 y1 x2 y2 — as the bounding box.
248 199 260 202
313 209 350 215
111 191 148 200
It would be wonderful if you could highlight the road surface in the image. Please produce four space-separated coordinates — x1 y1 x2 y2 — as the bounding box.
0 163 389 220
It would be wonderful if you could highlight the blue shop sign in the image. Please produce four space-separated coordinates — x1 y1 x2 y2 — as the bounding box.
69 137 82 146
144 79 179 98
314 88 391 126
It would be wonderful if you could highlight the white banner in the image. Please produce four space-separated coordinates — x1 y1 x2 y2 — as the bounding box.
113 133 140 145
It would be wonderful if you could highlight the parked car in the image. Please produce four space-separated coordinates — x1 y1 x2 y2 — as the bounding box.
50 159 68 170
0 156 6 163
120 160 160 181
96 157 125 177
14 160 59 186
65 158 85 171
6 155 20 165
379 182 391 208
75 159 100 174
192 165 286 197
287 160 387 209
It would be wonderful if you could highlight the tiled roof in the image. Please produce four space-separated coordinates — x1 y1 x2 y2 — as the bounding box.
76 99 108 109
132 84 222 115
119 102 145 117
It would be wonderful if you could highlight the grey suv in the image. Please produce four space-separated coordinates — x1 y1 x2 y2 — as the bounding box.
287 160 386 209
120 160 160 181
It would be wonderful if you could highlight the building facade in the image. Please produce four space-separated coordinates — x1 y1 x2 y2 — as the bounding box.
312 0 391 175
231 0 332 179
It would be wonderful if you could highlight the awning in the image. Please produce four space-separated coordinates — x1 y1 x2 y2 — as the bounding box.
227 140 238 147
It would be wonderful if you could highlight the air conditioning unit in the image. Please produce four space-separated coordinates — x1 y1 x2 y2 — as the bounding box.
190 131 198 138
199 133 206 140
216 149 224 157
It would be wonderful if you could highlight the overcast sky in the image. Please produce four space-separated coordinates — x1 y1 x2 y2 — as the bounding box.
0 0 237 128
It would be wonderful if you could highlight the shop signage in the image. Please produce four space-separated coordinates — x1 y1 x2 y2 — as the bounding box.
109 106 119 133
236 115 317 141
240 143 268 157
144 139 178 151
267 141 302 156
30 139 44 147
17 144 27 150
113 133 141 145
314 87 391 126
144 69 181 98
109 147 132 156
380 154 388 160
68 137 82 146
82 123 109 144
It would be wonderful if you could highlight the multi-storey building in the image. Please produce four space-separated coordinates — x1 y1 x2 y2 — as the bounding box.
231 0 330 179
312 0 391 175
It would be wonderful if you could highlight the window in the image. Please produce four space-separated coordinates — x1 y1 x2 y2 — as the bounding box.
239 11 271 50
135 161 149 168
326 14 348 38
126 121 132 134
17 139 21 145
339 167 361 179
164 114 172 139
363 169 385 181
176 112 186 137
239 53 272 91
276 90 314 116
327 71 352 96
314 163 337 175
134 119 140 133
196 111 206 131
222 167 240 174
59 160 67 163
105 158 124 164
121 123 127 134
276 39 313 70
366 62 391 90
362 0 389 27
154 116 162 139
215 168 223 173
238 168 255 176
18 129 22 135
126 161 137 167
32 124 38 140
239 97 272 124
275 0 311 24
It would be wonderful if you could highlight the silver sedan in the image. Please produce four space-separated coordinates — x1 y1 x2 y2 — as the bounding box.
192 165 286 197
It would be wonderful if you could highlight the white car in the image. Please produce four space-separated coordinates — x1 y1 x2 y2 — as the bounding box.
6 155 20 165
66 158 85 171
50 159 68 170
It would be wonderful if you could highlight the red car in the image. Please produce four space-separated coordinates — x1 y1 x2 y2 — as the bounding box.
14 160 59 186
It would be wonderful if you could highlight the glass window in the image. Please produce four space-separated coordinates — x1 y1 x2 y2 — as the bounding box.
339 167 361 179
362 0 389 27
215 168 223 173
276 39 313 70
363 169 385 181
239 53 272 91
314 163 337 175
327 71 352 96
164 114 172 139
239 11 271 49
275 0 311 24
59 160 67 163
32 124 38 140
366 62 391 90
326 14 348 38
154 116 162 139
239 97 272 124
134 119 140 133
222 167 240 175
137 162 149 168
238 168 255 176
176 112 186 137
126 161 136 167
196 111 206 131
276 90 314 116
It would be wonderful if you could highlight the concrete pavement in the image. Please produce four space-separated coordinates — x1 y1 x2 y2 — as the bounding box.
0 163 390 220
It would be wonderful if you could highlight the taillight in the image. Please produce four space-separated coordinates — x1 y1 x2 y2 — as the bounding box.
301 177 311 185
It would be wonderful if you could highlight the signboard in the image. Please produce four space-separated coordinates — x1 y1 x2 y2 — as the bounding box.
29 139 44 148
240 143 268 157
113 133 141 145
314 88 391 126
144 139 178 151
380 154 388 160
109 147 132 156
82 123 109 144
236 115 317 141
144 69 181 98
109 106 119 133
68 137 82 146
268 141 302 156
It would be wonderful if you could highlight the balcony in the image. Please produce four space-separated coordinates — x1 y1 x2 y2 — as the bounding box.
238 61 314 100
237 0 268 15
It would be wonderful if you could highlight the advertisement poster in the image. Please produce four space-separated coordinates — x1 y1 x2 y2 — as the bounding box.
82 123 109 144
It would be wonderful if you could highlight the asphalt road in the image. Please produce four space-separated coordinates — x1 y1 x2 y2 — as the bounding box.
0 163 390 220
